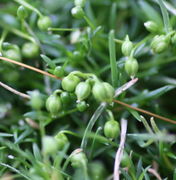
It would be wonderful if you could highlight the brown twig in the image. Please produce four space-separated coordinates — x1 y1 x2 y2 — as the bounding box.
0 56 61 80
113 118 128 180
148 168 162 180
113 99 176 125
0 81 30 99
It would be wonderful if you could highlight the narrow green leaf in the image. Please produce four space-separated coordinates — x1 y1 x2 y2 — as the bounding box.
108 30 118 87
157 0 171 33
40 54 56 69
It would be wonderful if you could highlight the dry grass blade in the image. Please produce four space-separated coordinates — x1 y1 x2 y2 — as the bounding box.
113 118 128 180
0 56 61 80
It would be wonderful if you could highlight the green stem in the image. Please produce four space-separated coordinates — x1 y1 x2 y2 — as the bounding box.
80 103 106 150
83 16 95 30
48 27 78 32
109 30 118 87
157 0 171 33
14 0 43 17
0 30 8 54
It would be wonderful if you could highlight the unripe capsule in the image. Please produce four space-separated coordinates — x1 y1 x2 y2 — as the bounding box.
92 82 115 103
29 90 44 110
151 35 170 53
104 120 120 139
17 6 28 20
55 133 68 150
70 150 87 168
42 136 58 154
3 49 21 62
75 81 91 101
22 42 39 58
61 74 80 92
46 94 62 116
125 57 138 78
74 0 86 7
54 66 65 77
121 36 133 56
76 101 88 112
144 21 159 33
37 16 52 31
71 6 85 19
60 92 70 104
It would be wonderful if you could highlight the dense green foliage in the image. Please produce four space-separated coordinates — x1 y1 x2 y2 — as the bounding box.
0 0 176 179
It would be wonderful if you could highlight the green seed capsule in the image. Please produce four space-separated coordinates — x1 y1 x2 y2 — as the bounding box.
55 133 68 150
42 136 58 154
70 151 87 168
74 0 86 7
125 57 139 78
121 151 131 168
92 82 115 103
37 16 52 31
76 101 88 112
60 92 70 104
104 120 120 139
151 35 170 53
71 6 85 19
89 161 107 180
30 90 44 110
22 42 39 58
3 49 21 62
61 74 80 92
75 81 91 101
144 21 159 33
17 5 28 20
121 35 133 56
46 94 62 116
54 66 65 77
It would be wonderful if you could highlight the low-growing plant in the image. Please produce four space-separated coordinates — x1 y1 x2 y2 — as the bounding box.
0 0 176 179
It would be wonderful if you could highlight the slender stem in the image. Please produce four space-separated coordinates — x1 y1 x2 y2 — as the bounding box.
83 16 95 30
48 28 78 32
0 81 30 99
80 103 107 150
14 0 43 17
113 99 176 125
0 56 61 80
109 30 118 87
0 30 8 54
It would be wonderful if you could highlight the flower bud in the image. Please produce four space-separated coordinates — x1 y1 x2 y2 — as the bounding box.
46 94 62 116
54 66 65 77
74 0 86 7
92 82 115 103
121 35 133 56
17 6 28 20
144 21 159 33
42 136 58 154
104 120 120 139
75 81 91 101
70 150 87 168
37 16 52 31
151 35 170 53
22 42 39 58
55 133 69 150
76 101 88 112
71 6 85 19
61 74 80 92
29 90 44 110
125 57 138 78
